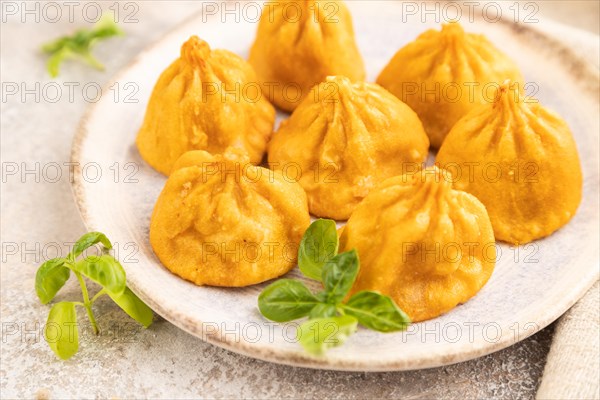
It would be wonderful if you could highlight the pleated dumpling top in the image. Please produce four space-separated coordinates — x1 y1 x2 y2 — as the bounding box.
268 76 429 220
150 149 310 286
377 22 523 148
137 36 275 175
340 167 496 322
437 81 583 244
249 0 366 112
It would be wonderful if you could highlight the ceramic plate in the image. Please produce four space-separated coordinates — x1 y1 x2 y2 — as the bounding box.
71 2 599 371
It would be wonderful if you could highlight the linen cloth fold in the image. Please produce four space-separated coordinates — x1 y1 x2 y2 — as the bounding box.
536 281 599 399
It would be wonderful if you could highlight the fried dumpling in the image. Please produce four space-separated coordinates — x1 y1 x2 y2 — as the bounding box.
377 22 523 148
268 76 430 220
136 36 275 175
436 81 583 244
249 0 366 112
339 167 496 322
150 149 310 287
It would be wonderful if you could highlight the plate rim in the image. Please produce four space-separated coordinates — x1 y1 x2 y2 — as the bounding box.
70 6 600 371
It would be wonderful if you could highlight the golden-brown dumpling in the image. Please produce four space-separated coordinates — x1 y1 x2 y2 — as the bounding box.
436 81 583 244
339 167 496 322
150 149 310 287
136 36 275 175
249 0 365 112
268 76 430 220
377 22 523 148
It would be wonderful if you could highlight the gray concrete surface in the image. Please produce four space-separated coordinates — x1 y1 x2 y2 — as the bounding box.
0 2 596 398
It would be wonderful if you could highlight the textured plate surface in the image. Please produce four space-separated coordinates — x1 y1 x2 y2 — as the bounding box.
71 2 599 371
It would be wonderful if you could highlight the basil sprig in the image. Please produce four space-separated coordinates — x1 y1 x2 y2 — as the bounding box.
35 232 153 360
42 15 123 77
258 219 411 355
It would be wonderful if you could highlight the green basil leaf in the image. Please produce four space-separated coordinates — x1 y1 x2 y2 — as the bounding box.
42 16 123 77
86 15 123 40
71 254 126 295
297 315 358 355
108 287 153 328
342 291 411 332
308 303 338 319
298 219 339 281
44 302 79 360
322 249 360 304
46 48 71 78
258 279 320 322
35 258 70 304
69 232 112 260
315 291 329 303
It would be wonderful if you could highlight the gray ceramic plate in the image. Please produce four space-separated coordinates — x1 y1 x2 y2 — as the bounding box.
71 2 599 371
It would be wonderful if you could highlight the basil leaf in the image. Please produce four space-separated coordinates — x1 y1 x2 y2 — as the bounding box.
69 232 112 260
42 16 123 77
258 279 320 322
314 291 329 303
108 287 153 328
71 254 126 295
35 258 70 304
44 302 79 360
341 291 411 332
297 315 358 355
298 219 339 281
322 249 360 304
308 303 338 319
